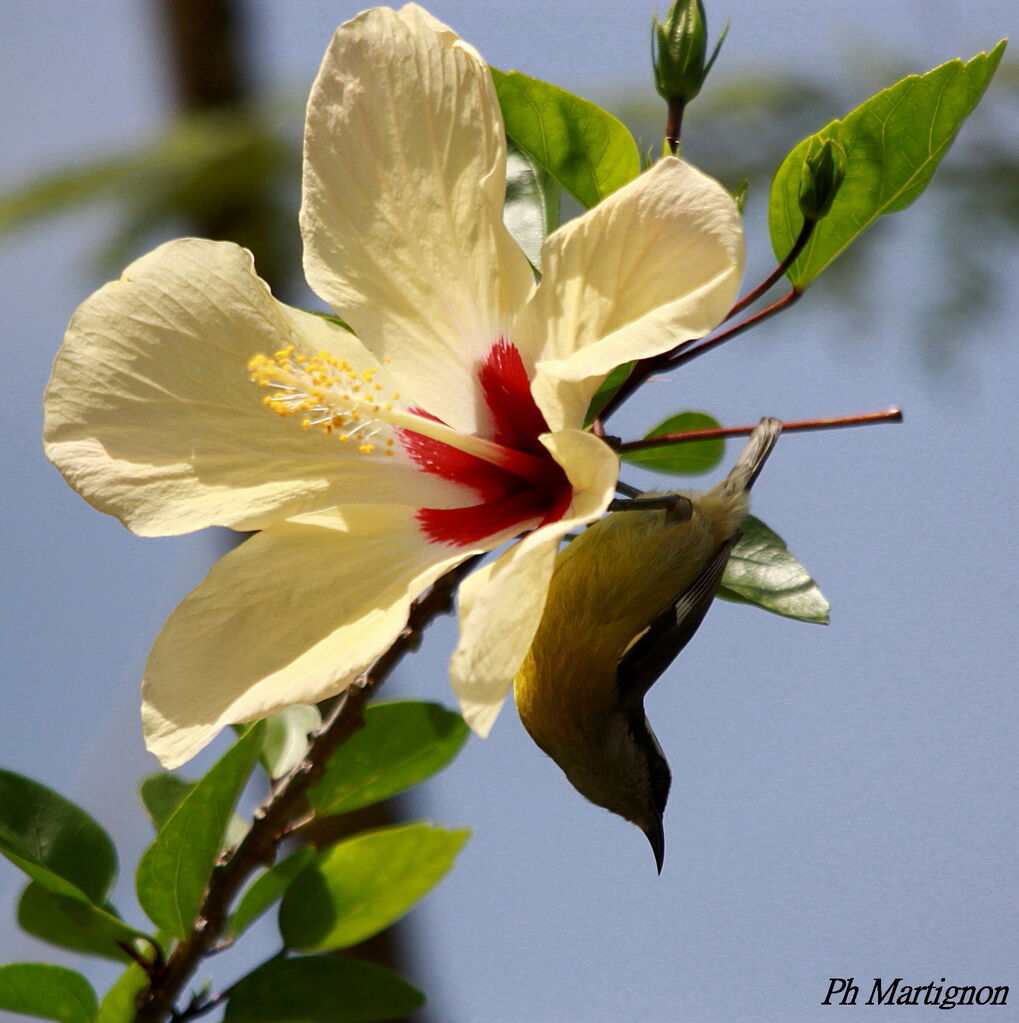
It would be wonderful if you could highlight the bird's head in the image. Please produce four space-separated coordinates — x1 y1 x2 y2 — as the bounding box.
551 708 672 872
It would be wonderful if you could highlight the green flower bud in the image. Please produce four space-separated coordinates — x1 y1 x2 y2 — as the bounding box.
652 0 727 105
798 137 848 221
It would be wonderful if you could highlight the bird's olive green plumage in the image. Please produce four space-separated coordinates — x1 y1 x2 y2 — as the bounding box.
514 418 782 871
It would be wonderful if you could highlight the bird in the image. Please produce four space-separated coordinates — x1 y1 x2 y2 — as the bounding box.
514 418 782 871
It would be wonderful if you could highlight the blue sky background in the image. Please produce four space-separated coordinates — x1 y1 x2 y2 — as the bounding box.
2 2 1017 1021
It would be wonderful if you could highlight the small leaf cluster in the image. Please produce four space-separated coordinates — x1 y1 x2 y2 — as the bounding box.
0 702 469 1022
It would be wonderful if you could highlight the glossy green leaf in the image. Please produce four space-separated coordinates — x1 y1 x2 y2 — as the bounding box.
584 361 634 425
229 847 316 939
146 764 247 850
621 412 725 476
225 955 423 1023
719 515 830 624
491 67 640 208
260 705 321 779
279 823 469 952
0 769 116 905
96 965 148 1023
136 723 264 938
139 774 195 832
309 702 468 816
769 42 1006 287
17 883 145 963
504 142 560 271
0 964 97 1023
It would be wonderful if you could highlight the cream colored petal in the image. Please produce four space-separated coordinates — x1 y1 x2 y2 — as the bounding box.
43 238 469 537
513 158 744 431
301 4 534 435
142 505 470 768
449 429 619 735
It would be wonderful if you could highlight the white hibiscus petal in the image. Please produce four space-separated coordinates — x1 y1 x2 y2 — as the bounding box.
302 4 534 434
43 238 469 537
514 158 744 431
449 429 618 735
142 505 470 768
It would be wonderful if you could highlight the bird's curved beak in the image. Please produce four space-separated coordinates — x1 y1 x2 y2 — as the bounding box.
643 814 666 874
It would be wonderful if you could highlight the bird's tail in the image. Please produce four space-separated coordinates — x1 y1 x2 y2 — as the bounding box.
717 417 782 497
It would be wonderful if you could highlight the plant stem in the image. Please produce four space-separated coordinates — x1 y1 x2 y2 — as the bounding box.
131 556 480 1023
617 407 903 455
664 286 802 371
725 218 814 320
597 287 802 426
665 98 685 154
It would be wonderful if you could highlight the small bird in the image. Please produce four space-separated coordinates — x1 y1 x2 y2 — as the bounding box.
514 418 782 871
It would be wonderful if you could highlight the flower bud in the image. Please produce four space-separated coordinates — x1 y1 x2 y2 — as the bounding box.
798 137 847 221
652 0 727 105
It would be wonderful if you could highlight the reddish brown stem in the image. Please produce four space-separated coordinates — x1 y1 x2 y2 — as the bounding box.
664 286 802 371
665 98 685 154
597 288 802 426
726 217 815 320
617 407 903 454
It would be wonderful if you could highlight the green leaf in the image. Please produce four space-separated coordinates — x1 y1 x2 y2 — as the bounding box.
491 67 640 208
225 955 423 1023
139 774 196 832
97 965 148 1023
584 361 634 425
0 964 97 1023
279 823 469 952
259 705 321 780
719 515 830 624
310 311 354 333
309 702 468 816
621 412 725 476
229 847 316 940
504 143 560 271
0 160 134 235
135 723 264 938
0 769 117 905
769 41 1006 287
17 883 146 963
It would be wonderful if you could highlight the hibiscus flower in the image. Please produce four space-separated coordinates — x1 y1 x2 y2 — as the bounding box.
43 4 744 768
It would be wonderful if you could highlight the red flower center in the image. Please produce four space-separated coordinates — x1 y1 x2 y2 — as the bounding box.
400 340 573 547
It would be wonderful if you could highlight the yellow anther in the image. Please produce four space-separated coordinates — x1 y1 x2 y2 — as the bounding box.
249 346 402 452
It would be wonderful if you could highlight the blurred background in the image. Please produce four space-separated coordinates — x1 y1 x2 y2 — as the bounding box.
2 1 1017 1020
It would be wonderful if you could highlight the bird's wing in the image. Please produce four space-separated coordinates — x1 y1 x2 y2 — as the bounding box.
615 534 739 701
